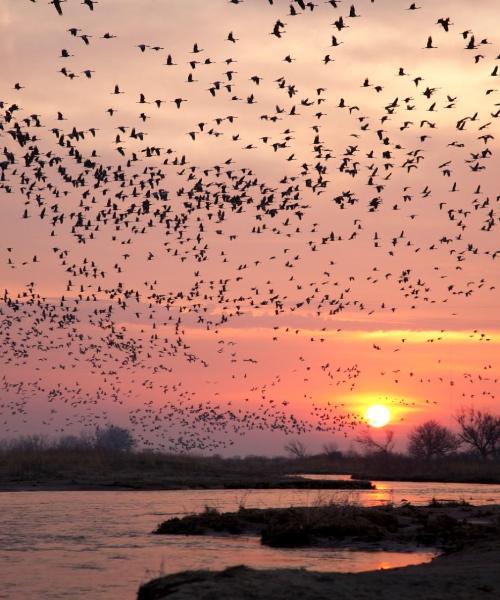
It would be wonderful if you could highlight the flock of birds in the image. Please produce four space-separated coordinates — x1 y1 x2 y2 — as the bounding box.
0 0 499 452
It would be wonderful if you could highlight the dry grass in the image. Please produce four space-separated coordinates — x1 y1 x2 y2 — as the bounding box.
1 438 499 487
155 500 500 552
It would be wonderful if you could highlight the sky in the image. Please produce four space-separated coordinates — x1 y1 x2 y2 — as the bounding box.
0 0 499 455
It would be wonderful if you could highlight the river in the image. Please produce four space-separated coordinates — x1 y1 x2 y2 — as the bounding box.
2 479 499 599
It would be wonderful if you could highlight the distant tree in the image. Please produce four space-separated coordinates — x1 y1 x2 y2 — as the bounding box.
407 420 460 461
284 439 307 458
322 441 341 458
12 434 48 452
57 431 94 450
455 408 500 460
356 429 395 455
95 425 135 453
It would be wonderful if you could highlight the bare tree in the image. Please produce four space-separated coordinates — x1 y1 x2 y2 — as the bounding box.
356 429 395 455
322 441 340 458
57 430 94 450
455 408 500 459
11 434 48 452
408 420 460 461
284 439 307 458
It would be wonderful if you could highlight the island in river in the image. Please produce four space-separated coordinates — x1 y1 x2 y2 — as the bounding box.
139 502 500 600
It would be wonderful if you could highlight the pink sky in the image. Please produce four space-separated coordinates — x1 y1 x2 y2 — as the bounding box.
0 0 499 454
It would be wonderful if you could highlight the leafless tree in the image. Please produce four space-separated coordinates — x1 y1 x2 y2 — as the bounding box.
455 408 500 459
322 441 340 458
284 439 307 458
57 430 94 450
11 434 48 452
407 420 460 461
356 429 395 455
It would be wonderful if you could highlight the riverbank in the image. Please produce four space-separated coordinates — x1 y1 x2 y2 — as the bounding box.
140 503 500 599
137 536 500 600
0 476 373 492
2 446 499 489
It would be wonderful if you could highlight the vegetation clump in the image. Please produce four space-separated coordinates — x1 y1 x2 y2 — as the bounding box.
155 502 500 553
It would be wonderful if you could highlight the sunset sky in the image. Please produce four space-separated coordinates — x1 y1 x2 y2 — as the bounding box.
1 0 499 454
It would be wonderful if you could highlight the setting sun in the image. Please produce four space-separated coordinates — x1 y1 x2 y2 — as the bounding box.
365 405 391 428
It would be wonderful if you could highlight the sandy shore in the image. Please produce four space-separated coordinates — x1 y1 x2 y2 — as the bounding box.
137 537 500 599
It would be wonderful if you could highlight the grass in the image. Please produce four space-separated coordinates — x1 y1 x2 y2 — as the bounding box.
428 498 472 508
0 441 499 489
0 445 374 490
154 500 500 553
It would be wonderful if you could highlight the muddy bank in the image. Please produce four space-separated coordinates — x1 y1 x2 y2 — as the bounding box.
0 476 372 492
138 537 500 600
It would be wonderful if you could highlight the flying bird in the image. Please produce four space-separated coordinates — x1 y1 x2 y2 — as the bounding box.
50 0 65 15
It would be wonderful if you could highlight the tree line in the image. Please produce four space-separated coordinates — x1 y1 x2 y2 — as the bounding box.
1 424 135 454
285 407 500 461
2 407 500 463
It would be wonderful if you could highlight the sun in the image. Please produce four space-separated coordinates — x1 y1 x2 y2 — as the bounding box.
365 404 391 428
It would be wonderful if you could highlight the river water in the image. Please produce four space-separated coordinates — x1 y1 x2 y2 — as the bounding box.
1 479 499 600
